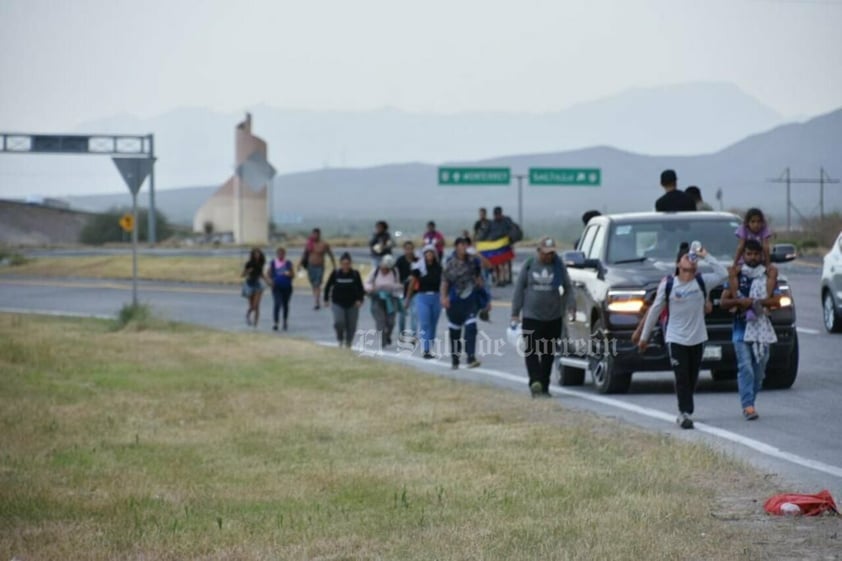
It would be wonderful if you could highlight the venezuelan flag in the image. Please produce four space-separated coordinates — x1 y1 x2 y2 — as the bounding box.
477 236 515 266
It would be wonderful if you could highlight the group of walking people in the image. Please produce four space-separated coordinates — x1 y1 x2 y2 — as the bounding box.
361 228 490 369
243 173 781 426
630 169 781 427
239 219 495 370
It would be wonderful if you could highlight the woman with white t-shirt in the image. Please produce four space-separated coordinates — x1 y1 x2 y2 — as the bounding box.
636 242 728 429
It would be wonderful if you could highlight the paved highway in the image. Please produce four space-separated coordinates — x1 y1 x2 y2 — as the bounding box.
1 261 839 499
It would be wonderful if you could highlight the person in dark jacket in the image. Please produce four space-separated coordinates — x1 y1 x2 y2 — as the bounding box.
655 169 696 212
510 237 573 397
685 186 714 211
394 240 419 341
368 220 394 268
441 237 485 369
323 252 366 348
486 206 515 286
473 207 491 242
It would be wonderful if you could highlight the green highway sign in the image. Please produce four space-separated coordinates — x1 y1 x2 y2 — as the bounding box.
438 167 510 185
529 168 601 186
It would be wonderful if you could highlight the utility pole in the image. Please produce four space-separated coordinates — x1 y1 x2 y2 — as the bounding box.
147 134 156 245
767 167 838 230
513 173 526 231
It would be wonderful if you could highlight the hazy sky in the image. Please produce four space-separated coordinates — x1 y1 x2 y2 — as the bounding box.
1 0 841 132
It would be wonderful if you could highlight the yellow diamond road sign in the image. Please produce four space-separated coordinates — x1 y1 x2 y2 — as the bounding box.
119 213 134 232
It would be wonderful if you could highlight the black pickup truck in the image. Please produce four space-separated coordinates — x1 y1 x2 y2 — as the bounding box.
559 212 799 394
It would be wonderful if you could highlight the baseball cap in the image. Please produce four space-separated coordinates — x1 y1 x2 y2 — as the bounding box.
538 236 557 254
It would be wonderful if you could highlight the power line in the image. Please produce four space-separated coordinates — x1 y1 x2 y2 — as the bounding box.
767 167 840 230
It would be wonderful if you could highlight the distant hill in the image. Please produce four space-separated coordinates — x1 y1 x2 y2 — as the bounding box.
0 200 93 245
65 107 842 234
0 82 787 200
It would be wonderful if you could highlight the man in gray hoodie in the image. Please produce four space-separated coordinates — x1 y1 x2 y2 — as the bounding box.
511 237 573 397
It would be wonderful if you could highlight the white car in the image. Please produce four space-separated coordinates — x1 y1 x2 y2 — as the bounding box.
821 231 842 333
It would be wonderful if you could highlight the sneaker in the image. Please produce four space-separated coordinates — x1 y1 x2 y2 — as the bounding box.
423 352 435 360
282 320 288 331
538 390 552 399
467 359 481 368
451 358 459 370
743 406 759 421
677 413 694 429
314 305 320 311
530 381 543 397
273 324 278 331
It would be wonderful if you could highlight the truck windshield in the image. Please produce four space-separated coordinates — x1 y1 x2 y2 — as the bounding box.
607 218 743 264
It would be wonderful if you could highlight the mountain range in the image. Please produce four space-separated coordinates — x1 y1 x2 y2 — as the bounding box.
61 106 842 235
1 82 788 200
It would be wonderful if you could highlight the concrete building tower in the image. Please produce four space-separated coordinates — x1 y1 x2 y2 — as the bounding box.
193 113 274 244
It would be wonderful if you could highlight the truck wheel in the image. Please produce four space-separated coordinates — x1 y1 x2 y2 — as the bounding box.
589 317 631 394
823 291 842 333
763 332 799 390
559 363 585 386
710 369 737 382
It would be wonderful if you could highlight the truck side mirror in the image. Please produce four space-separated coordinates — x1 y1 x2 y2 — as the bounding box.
563 251 587 268
564 251 602 271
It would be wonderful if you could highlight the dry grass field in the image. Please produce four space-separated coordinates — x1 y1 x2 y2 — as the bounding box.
0 312 838 560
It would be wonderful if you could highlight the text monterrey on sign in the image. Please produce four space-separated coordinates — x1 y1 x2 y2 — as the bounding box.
439 167 510 185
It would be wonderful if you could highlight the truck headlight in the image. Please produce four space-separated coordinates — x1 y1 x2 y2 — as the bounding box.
607 290 647 313
777 284 792 308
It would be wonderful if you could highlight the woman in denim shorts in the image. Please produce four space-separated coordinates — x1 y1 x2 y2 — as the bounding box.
242 247 268 327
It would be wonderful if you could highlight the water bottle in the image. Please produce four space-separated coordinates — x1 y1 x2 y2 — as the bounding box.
689 240 702 262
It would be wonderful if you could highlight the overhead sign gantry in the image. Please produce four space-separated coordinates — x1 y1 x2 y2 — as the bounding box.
0 132 159 244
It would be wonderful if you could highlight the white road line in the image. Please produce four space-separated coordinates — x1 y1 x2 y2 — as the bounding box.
796 327 821 335
0 307 114 320
319 341 842 481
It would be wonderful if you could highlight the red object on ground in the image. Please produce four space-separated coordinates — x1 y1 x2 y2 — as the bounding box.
763 490 838 516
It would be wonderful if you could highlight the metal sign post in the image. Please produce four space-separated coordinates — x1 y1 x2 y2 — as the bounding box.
112 157 155 307
130 191 139 306
513 174 526 231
